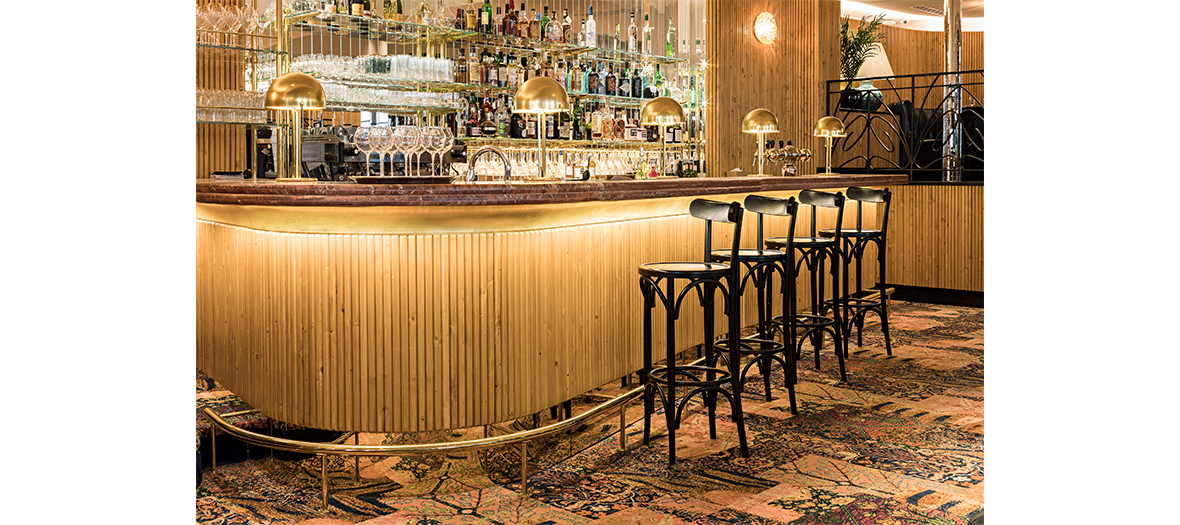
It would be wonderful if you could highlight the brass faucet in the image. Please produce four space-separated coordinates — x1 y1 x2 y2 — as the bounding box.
466 146 512 183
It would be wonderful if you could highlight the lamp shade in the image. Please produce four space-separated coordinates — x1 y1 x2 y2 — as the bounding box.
514 76 570 114
856 43 894 79
742 108 779 134
813 116 847 138
640 97 685 127
264 71 326 110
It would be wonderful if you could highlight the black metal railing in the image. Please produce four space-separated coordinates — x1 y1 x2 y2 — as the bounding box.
824 70 983 183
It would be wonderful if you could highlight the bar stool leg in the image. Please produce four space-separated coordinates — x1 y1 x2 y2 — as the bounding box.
641 279 654 448
704 282 718 441
877 238 893 355
664 278 678 465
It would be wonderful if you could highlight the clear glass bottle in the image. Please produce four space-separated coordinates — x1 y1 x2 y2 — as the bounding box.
585 5 596 48
613 23 620 51
502 0 517 38
494 95 511 136
627 12 637 53
562 9 571 44
496 48 507 87
555 56 568 89
576 18 586 46
666 17 675 58
465 0 478 30
642 12 651 54
567 58 581 93
529 7 539 39
506 51 520 89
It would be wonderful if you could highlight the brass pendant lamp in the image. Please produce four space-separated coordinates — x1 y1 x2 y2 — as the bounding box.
514 76 570 180
813 116 847 175
742 108 779 176
265 71 326 182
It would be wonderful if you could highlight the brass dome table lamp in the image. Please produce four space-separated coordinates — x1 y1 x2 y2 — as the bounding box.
265 71 326 182
813 116 847 175
742 108 779 176
514 77 570 180
640 97 686 179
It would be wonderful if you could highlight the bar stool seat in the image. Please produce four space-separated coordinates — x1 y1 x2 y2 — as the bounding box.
639 262 731 278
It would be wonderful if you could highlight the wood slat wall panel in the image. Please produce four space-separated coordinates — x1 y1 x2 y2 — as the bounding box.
884 184 983 292
706 0 841 176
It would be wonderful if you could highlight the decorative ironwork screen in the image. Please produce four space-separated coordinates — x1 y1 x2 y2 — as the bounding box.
825 70 983 182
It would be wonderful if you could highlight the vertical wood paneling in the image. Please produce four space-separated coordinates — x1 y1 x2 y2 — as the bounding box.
884 184 982 292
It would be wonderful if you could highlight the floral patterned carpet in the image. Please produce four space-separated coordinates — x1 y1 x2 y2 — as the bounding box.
197 301 983 524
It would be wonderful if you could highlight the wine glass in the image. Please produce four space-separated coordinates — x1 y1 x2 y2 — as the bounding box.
392 126 421 176
421 127 445 176
354 126 374 176
440 127 454 178
369 125 388 176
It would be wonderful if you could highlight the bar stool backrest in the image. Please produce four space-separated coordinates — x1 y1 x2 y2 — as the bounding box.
745 194 798 248
690 198 744 263
798 189 845 238
844 187 891 234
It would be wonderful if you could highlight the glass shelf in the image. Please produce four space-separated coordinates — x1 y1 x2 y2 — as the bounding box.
460 137 690 149
584 47 687 66
291 13 477 45
324 100 461 114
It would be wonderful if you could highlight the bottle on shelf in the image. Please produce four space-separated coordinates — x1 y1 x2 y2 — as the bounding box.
540 6 551 40
494 6 504 34
506 51 521 89
559 106 571 139
495 95 511 136
613 23 620 51
567 58 581 93
604 63 617 96
480 0 493 33
618 63 631 99
351 0 364 17
571 99 583 140
555 55 568 89
576 18 586 46
586 5 596 48
466 95 481 136
455 7 465 28
382 0 394 21
666 17 676 58
627 12 638 53
496 48 508 87
514 2 528 37
468 46 481 84
416 0 430 24
456 46 469 83
579 58 590 93
480 93 498 136
520 56 532 82
502 0 517 38
642 12 651 54
587 61 600 95
562 9 571 44
528 6 538 39
510 102 525 138
465 0 478 30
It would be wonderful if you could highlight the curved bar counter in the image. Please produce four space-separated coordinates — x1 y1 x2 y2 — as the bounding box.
196 174 905 433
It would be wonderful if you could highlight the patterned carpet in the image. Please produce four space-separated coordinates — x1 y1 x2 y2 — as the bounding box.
197 301 983 524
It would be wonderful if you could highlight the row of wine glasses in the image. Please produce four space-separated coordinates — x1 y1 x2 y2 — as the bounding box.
292 53 456 83
351 125 455 177
196 3 275 47
465 147 676 181
196 89 267 123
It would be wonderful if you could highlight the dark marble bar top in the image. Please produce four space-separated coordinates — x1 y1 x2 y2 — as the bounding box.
196 174 908 207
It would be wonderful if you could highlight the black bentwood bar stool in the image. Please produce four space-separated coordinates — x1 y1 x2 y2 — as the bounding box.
710 194 800 414
765 189 848 382
638 199 750 465
820 187 893 355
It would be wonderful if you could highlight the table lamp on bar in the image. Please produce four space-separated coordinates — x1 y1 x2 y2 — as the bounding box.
742 108 779 176
640 97 686 179
514 76 570 180
813 116 847 175
265 71 326 182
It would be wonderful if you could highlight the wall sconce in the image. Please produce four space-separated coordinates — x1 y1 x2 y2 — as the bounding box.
754 12 777 44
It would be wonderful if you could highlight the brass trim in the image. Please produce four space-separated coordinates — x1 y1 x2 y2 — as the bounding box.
200 384 642 457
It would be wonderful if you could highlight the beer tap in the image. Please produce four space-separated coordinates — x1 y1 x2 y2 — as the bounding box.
766 140 812 176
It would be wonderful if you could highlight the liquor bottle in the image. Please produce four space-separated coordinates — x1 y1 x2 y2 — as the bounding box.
571 100 582 140
545 111 557 140
465 0 478 30
337 0 348 15
466 95 481 136
586 61 600 95
496 49 508 88
613 24 620 51
520 56 531 82
579 58 590 92
540 6 551 40
416 0 430 24
483 47 497 85
480 94 498 136
604 63 616 96
456 46 469 83
631 64 645 98
529 7 539 39
562 9 571 44
585 5 596 48
576 19 586 46
517 3 529 38
555 56 568 89
382 0 393 20
590 103 603 140
627 12 638 53
509 105 525 138
546 14 562 42
494 7 503 35
468 46 480 84
455 7 464 28
502 0 517 38
559 107 571 140
351 0 364 17
567 59 581 93
666 17 675 58
495 95 511 136
617 63 631 98
651 65 663 97
480 0 493 33
642 12 651 54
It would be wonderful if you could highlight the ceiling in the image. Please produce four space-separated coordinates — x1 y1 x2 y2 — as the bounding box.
841 1 984 32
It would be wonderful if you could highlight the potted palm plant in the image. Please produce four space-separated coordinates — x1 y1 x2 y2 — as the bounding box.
839 13 887 110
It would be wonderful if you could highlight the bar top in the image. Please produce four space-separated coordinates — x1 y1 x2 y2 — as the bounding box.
196 174 908 207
